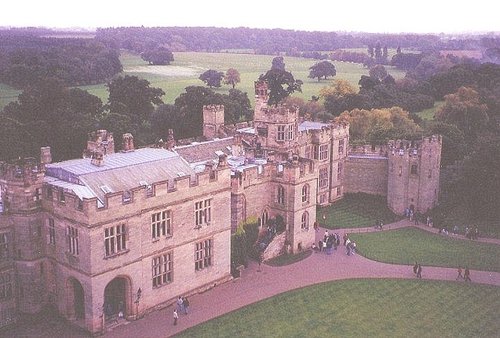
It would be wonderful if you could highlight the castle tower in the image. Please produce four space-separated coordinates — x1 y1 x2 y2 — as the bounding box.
0 156 47 315
203 105 225 140
252 81 299 159
387 135 442 215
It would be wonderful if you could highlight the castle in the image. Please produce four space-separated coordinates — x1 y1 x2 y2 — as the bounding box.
0 81 441 334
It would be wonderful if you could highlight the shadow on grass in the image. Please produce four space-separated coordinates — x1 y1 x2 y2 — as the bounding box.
265 250 313 267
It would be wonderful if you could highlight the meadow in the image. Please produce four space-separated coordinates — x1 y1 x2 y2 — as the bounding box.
176 279 500 338
350 227 500 272
0 51 407 110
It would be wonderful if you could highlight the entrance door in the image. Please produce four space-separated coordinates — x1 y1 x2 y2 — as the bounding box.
71 279 85 319
103 278 126 318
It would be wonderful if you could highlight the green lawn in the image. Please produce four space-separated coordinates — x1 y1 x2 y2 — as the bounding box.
350 227 500 272
416 100 444 121
176 279 500 338
1 50 406 110
318 193 400 229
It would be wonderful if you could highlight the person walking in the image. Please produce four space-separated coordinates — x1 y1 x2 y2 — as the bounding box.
413 262 418 276
173 308 179 326
416 264 422 278
464 267 471 282
183 297 190 314
456 267 463 280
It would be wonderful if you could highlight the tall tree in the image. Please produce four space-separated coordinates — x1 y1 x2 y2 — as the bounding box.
435 86 489 141
224 68 241 89
259 58 302 106
199 69 224 88
369 65 388 81
106 75 165 126
271 56 286 71
308 61 337 82
141 47 174 65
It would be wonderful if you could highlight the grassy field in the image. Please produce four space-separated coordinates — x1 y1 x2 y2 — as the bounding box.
416 100 444 120
350 227 500 272
317 193 401 229
1 51 406 110
176 279 500 338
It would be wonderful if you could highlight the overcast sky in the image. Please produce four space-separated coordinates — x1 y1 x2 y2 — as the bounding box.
1 0 498 34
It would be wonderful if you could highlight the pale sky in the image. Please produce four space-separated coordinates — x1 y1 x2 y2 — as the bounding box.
1 0 498 34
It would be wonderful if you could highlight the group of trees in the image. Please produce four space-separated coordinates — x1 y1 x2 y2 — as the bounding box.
198 68 241 89
0 31 122 88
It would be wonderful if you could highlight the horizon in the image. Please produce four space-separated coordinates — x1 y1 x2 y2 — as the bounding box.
1 0 499 35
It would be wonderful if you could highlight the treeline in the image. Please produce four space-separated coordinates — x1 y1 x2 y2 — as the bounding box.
0 31 122 89
95 26 490 54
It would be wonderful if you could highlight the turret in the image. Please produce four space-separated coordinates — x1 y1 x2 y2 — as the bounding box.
203 105 225 140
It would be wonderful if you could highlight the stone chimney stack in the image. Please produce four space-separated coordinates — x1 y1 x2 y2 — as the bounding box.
40 147 52 164
122 133 134 152
217 154 227 168
166 129 176 150
83 129 114 158
91 151 104 167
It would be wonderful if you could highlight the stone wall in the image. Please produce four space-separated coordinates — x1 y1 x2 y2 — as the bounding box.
344 155 388 196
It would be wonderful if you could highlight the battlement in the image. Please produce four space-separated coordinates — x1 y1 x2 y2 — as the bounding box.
388 135 442 158
0 158 44 182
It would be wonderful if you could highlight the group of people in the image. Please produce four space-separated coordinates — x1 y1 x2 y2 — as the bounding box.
312 231 356 256
413 262 423 278
465 226 480 240
456 267 472 282
173 296 190 325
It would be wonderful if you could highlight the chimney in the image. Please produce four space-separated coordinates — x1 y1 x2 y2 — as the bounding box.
40 147 52 164
122 133 134 152
91 151 104 166
166 129 176 150
217 154 227 168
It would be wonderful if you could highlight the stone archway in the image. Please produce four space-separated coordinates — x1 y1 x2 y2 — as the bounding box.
103 276 132 320
67 278 85 320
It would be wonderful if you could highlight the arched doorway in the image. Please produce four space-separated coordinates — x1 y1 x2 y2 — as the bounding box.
103 277 131 319
259 209 269 228
67 278 85 320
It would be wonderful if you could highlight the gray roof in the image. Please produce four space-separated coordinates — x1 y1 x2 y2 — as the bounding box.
175 138 233 164
45 148 195 203
298 121 330 132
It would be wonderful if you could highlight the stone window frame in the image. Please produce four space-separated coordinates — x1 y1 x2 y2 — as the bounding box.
319 167 329 189
104 224 127 257
195 238 213 271
301 211 309 230
277 185 285 205
337 162 343 180
0 272 12 301
338 139 345 155
411 164 418 175
319 144 329 161
151 210 172 240
0 233 9 260
301 184 310 204
277 125 286 141
195 199 212 227
152 251 173 288
48 218 56 246
67 226 79 256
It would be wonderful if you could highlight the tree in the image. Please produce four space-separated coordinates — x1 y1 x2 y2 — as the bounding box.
435 86 489 141
106 75 165 126
369 65 388 81
199 69 224 88
259 69 302 106
367 45 374 58
271 56 286 71
3 78 102 161
141 47 174 65
224 68 241 89
308 61 337 82
337 107 422 144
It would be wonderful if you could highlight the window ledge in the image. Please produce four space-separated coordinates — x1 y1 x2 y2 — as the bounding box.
104 249 130 260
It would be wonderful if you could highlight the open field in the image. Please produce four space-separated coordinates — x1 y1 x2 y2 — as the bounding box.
350 227 500 272
317 193 401 229
176 279 500 338
1 51 406 110
416 100 444 120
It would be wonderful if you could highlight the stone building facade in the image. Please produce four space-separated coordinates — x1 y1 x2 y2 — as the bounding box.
0 80 441 334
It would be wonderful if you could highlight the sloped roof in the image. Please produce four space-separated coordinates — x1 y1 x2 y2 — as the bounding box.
175 137 233 164
298 121 330 132
45 148 195 203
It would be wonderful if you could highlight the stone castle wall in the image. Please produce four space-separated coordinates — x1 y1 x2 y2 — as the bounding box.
344 155 388 196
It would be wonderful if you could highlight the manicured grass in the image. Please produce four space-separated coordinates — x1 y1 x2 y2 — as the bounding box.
416 100 444 120
265 250 312 267
350 227 500 272
1 50 406 110
318 193 400 229
176 279 500 338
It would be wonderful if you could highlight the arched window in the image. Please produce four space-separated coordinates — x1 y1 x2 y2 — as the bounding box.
301 184 309 203
260 209 269 227
277 185 285 205
301 212 309 229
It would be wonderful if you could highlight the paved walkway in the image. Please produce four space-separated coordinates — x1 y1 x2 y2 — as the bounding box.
104 219 500 338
